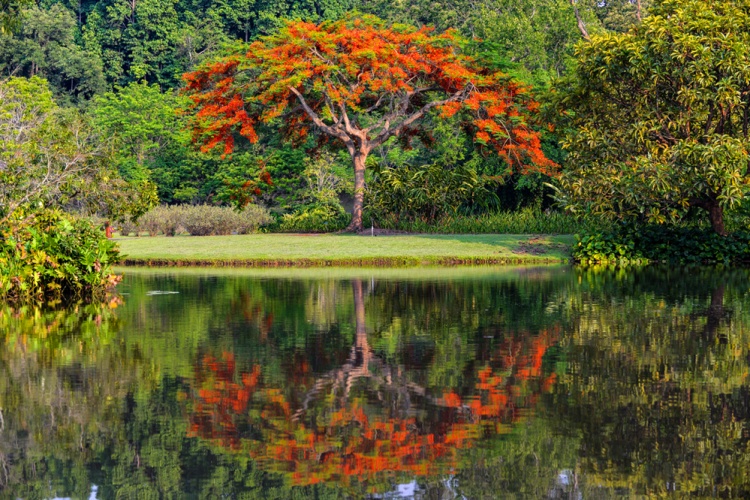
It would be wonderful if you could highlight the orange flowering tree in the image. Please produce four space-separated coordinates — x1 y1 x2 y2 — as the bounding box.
183 15 556 230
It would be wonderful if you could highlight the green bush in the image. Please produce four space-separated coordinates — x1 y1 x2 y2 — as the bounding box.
278 202 351 233
0 210 120 301
118 204 273 236
365 162 497 224
366 207 606 235
573 225 750 265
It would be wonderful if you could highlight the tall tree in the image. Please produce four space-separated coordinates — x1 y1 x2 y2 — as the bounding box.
184 15 555 230
90 81 189 184
551 0 750 235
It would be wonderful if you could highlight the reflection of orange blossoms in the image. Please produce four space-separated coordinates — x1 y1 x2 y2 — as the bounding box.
188 328 559 489
188 353 261 449
442 327 561 428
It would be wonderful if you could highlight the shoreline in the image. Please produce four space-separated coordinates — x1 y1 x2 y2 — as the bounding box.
119 256 569 267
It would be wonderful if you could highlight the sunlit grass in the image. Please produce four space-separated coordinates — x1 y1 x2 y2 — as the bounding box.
116 233 574 265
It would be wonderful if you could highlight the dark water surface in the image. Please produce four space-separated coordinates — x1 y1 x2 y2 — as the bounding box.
2 266 750 498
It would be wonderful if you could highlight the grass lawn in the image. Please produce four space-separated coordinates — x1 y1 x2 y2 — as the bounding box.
116 233 574 266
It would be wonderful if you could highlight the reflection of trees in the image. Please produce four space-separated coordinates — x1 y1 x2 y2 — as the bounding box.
187 279 560 493
549 271 750 496
0 302 140 498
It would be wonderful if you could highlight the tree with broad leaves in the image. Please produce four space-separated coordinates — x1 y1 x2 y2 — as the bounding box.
183 15 556 231
552 0 750 236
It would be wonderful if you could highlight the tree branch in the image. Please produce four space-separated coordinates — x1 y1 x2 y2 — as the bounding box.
368 86 470 148
571 0 590 41
289 86 353 148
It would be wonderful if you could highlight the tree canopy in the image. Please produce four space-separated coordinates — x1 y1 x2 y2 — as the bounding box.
552 0 750 235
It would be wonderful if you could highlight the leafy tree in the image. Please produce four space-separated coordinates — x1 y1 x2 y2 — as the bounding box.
585 0 649 32
362 0 598 82
0 76 97 224
184 15 556 230
0 5 106 101
90 81 189 184
0 76 155 225
83 0 182 87
552 0 750 235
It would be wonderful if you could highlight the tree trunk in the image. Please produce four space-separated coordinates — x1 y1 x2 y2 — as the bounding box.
692 198 727 236
707 201 727 236
348 152 367 232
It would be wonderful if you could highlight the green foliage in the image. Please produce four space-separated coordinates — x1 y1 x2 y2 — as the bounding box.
585 0 650 32
0 210 120 301
0 4 106 102
298 152 352 206
552 0 750 235
274 152 352 233
573 231 647 265
574 225 750 264
365 162 498 224
0 0 31 33
278 202 351 233
362 0 599 81
90 81 190 183
367 206 602 235
0 76 155 225
120 204 273 236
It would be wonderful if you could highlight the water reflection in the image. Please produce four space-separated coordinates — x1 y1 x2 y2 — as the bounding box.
187 278 558 493
1 266 750 497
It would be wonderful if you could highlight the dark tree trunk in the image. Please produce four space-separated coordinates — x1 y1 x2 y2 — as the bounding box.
692 198 727 236
707 201 727 236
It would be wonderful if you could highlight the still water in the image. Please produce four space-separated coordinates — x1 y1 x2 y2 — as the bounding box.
1 266 749 498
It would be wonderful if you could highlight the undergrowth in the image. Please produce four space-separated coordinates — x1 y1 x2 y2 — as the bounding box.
366 207 607 235
574 225 750 265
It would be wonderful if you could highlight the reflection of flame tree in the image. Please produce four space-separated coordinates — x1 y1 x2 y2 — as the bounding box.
187 280 559 490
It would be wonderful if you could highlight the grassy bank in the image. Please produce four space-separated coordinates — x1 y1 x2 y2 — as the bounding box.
116 233 574 266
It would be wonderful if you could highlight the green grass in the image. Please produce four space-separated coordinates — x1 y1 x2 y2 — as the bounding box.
116 233 574 266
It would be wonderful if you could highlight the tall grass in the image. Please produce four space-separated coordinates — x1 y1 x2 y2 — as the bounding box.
368 207 608 234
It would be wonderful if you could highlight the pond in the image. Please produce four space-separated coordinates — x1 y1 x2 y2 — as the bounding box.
1 265 749 498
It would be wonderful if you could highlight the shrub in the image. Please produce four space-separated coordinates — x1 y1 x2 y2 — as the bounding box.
234 204 275 234
278 203 351 233
118 205 273 236
365 162 497 224
0 209 120 301
365 207 607 235
118 218 139 236
573 225 750 265
135 206 170 236
180 205 235 236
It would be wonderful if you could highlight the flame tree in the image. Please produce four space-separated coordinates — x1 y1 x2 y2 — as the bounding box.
183 15 556 231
